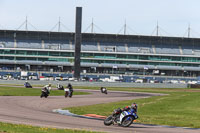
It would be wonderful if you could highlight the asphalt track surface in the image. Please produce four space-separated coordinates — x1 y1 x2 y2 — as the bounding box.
0 88 199 133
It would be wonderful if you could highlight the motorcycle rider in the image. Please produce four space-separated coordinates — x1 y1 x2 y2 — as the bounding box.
122 103 138 114
24 81 32 88
24 81 28 86
57 83 64 90
40 83 51 98
116 103 138 124
104 103 138 126
43 83 51 94
67 83 73 98
100 87 107 94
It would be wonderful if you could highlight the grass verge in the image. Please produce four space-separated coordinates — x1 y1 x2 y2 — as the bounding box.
0 86 90 96
0 122 103 133
65 87 200 128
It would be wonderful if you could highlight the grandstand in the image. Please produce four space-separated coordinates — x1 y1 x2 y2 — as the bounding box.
0 29 200 77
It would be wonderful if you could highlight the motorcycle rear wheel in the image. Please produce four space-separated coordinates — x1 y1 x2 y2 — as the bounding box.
104 115 113 126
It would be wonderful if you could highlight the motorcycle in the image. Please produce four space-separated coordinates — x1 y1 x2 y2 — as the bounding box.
68 90 73 97
40 88 49 98
101 87 107 94
57 83 64 90
64 88 69 98
24 82 32 88
104 108 138 127
64 88 73 98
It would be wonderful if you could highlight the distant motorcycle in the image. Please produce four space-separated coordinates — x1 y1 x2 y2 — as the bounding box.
67 83 73 98
64 88 69 98
104 108 138 127
101 87 107 94
68 89 73 97
24 82 32 88
57 83 64 90
40 88 49 98
64 88 73 98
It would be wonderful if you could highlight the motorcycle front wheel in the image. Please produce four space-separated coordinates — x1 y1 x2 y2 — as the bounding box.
45 94 48 98
121 116 134 127
104 115 113 126
65 92 68 98
40 92 44 98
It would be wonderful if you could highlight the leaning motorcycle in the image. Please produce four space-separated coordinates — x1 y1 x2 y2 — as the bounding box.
40 88 49 98
57 84 64 90
104 108 138 127
101 87 108 94
24 82 32 88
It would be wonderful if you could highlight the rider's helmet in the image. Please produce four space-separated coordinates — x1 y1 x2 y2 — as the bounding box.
48 83 51 87
131 103 138 110
68 83 72 88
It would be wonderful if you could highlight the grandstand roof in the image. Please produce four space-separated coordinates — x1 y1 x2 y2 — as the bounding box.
1 30 200 45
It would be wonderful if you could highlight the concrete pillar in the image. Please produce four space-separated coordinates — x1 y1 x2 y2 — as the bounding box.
74 7 82 79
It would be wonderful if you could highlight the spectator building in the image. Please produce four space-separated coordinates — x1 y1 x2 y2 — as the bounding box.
0 29 200 77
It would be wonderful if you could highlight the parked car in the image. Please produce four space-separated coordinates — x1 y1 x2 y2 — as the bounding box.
135 79 143 83
2 75 12 80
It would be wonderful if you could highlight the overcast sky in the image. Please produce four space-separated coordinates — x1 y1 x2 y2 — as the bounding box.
0 0 200 37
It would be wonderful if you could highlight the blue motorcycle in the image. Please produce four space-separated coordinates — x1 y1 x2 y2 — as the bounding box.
104 108 138 127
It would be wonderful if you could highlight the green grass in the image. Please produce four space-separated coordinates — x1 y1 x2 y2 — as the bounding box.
66 87 200 128
1 85 200 128
0 122 103 133
0 86 90 96
73 86 199 93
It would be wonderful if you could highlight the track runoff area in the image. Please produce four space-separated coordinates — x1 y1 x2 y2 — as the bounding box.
0 84 199 133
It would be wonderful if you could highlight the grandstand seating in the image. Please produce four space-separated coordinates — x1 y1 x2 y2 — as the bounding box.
60 43 72 50
193 50 200 55
99 42 126 52
127 43 140 53
1 37 200 72
0 39 14 48
17 40 42 49
127 43 153 53
44 40 73 50
181 44 193 55
81 42 98 51
3 29 200 77
155 44 180 54
6 41 14 48
2 38 200 57
182 49 193 55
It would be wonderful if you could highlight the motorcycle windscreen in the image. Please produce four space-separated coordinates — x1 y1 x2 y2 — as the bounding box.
64 88 69 92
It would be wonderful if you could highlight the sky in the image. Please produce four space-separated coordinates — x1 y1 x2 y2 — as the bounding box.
0 0 200 37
